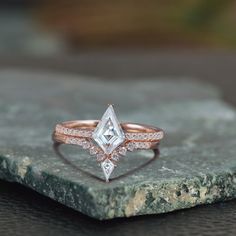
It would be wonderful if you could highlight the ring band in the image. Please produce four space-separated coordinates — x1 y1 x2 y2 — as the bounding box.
52 105 164 182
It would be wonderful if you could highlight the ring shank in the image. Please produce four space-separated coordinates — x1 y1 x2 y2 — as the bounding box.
53 120 164 151
52 119 163 158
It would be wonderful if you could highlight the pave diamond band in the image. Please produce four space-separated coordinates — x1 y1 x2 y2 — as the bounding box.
52 105 164 182
55 122 164 141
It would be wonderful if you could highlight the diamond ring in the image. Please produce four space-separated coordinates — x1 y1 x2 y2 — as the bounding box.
52 105 164 182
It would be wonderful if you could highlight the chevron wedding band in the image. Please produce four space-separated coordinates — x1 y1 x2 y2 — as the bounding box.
52 105 164 182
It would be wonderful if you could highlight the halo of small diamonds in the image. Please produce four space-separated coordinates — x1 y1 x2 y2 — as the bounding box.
56 125 93 138
125 131 164 141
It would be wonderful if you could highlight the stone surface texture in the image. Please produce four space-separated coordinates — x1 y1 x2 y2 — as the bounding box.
0 69 236 220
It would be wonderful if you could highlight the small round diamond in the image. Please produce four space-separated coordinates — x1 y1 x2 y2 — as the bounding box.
67 129 73 135
134 142 150 149
118 146 127 156
141 142 148 149
79 130 85 136
82 141 90 149
96 153 106 162
76 138 84 145
89 146 98 155
69 138 78 144
127 133 136 140
111 152 119 162
74 130 80 136
149 133 155 139
127 142 135 151
143 134 148 140
134 142 141 149
137 134 143 140
157 132 163 139
84 130 92 137
56 125 62 133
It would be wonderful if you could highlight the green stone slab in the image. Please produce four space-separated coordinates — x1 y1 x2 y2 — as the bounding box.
0 69 236 220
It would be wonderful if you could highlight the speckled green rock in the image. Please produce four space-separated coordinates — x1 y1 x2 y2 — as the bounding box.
0 70 236 220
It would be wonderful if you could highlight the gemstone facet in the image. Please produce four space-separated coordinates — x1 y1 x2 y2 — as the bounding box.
92 105 125 154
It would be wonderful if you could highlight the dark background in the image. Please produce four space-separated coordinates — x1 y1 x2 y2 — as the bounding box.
1 2 236 235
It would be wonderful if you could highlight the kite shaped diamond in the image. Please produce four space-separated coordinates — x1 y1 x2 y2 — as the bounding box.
92 105 125 154
101 159 115 182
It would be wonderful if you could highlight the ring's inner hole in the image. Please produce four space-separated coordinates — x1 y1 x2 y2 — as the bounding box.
57 144 157 180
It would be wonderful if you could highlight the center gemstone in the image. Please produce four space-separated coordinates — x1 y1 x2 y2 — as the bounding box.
92 105 125 154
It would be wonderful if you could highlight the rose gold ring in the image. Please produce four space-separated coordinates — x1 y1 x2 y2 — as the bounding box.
52 105 164 182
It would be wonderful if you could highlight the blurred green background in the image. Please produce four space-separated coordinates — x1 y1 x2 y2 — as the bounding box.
36 0 236 48
1 0 236 56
